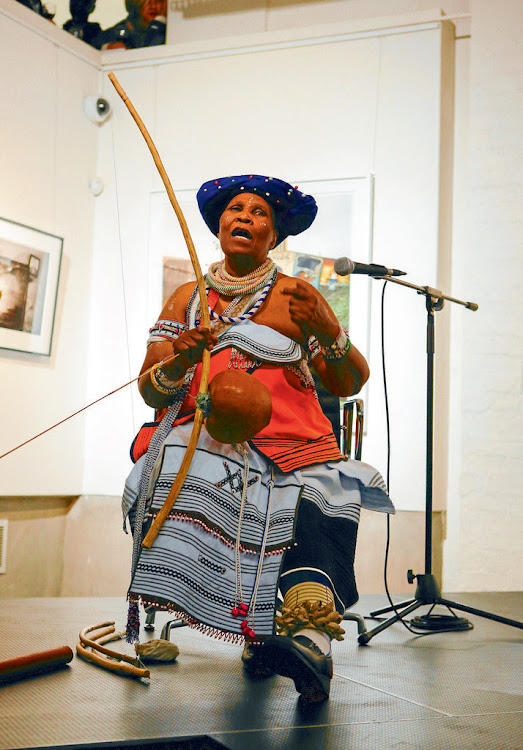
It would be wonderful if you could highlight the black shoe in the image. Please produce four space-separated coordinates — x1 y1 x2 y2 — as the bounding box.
241 641 276 680
262 635 333 703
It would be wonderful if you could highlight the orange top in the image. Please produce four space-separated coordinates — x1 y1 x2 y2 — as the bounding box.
152 348 343 472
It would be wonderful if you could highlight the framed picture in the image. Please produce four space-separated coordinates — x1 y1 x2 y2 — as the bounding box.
0 218 63 356
148 188 222 323
282 175 375 353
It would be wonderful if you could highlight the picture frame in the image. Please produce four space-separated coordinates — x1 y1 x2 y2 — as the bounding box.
283 175 375 351
0 217 63 356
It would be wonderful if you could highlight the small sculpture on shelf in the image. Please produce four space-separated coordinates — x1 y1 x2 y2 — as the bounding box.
63 0 101 49
95 0 167 50
16 0 55 22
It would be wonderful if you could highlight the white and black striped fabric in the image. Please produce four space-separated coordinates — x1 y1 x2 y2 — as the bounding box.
122 424 393 639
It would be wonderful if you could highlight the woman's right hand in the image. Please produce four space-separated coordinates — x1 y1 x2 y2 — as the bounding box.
138 326 217 408
167 327 218 378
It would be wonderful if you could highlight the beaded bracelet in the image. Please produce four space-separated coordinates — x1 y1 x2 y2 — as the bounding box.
150 361 184 395
319 328 351 361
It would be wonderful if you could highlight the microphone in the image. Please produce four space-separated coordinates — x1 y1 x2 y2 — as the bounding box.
333 257 406 277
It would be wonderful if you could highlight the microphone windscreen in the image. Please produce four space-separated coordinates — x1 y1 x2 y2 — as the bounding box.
334 257 353 276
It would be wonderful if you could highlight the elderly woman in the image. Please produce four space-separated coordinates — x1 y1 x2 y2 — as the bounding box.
122 175 393 703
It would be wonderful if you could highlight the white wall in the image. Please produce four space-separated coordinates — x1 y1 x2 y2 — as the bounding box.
166 0 470 43
0 1 100 494
443 0 522 591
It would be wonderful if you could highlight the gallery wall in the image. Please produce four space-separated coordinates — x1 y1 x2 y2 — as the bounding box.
443 0 522 591
166 0 470 44
0 1 100 494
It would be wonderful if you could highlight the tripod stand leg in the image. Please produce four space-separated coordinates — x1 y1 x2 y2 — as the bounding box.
438 598 523 630
358 599 424 645
370 598 416 617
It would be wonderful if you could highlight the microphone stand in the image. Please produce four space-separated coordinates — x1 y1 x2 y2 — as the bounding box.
358 277 522 645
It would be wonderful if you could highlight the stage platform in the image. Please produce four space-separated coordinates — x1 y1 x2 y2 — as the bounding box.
0 593 521 750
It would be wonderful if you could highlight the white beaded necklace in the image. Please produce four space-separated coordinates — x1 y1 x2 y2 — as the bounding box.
206 260 278 324
207 258 275 296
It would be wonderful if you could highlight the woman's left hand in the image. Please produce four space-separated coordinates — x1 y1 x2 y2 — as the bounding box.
281 279 339 344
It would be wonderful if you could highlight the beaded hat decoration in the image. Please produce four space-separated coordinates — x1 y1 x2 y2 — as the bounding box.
197 174 318 246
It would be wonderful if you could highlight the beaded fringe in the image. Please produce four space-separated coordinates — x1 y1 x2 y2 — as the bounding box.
228 348 261 371
126 595 141 643
136 598 254 645
275 600 346 641
285 362 316 390
147 511 292 556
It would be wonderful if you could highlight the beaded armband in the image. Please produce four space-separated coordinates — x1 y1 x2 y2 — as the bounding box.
319 328 351 361
150 361 184 395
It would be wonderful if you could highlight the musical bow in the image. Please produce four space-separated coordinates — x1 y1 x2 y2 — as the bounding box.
108 72 210 549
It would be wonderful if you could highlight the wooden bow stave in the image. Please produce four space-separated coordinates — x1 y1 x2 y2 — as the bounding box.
108 72 210 549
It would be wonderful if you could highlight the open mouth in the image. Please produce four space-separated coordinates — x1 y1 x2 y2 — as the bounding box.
232 228 252 240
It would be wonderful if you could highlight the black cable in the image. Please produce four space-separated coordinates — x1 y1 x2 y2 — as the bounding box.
379 282 418 634
379 282 399 616
410 612 472 631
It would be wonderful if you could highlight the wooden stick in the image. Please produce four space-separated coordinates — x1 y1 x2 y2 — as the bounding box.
107 71 211 549
108 71 210 331
79 624 139 664
0 646 73 683
75 622 150 680
76 642 150 679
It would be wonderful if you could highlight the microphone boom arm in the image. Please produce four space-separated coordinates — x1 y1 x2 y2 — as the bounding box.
371 275 479 311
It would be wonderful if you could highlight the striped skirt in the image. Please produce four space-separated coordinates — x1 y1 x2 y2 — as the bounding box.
122 423 393 640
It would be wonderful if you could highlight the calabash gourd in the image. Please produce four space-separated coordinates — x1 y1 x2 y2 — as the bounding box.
205 369 272 444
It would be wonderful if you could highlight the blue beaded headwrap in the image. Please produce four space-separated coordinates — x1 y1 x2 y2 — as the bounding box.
197 174 318 246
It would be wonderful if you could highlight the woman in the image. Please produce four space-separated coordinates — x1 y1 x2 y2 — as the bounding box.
123 174 393 703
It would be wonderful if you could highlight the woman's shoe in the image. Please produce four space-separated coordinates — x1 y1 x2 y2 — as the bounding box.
241 641 276 680
262 635 333 703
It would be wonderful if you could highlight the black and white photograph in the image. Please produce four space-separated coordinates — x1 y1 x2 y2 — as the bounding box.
0 218 62 355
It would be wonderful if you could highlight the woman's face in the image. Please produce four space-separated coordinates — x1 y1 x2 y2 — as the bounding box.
218 193 277 271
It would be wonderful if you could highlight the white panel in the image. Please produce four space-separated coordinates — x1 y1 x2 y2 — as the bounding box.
82 38 382 494
365 29 444 511
81 66 160 495
443 33 469 590
0 16 99 495
0 15 57 227
164 1 470 44
154 36 380 187
84 27 446 508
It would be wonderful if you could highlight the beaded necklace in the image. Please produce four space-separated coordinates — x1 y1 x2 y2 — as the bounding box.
206 259 278 325
207 258 275 296
230 444 274 640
